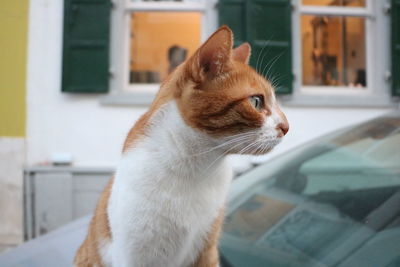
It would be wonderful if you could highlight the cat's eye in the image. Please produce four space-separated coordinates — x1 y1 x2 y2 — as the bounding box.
249 95 264 111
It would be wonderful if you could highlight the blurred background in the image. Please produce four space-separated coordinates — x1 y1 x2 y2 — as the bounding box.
0 0 399 253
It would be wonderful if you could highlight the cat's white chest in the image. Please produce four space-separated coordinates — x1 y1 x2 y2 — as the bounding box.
106 102 232 267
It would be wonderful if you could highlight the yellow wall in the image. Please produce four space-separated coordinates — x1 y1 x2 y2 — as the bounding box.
0 0 28 137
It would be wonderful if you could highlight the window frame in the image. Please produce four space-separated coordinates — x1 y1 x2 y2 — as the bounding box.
284 0 396 107
102 0 218 105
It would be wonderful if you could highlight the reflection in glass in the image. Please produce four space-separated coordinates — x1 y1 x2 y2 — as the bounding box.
302 0 365 7
129 12 201 84
220 115 400 267
301 15 366 88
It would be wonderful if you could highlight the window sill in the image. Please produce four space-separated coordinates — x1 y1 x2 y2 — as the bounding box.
279 94 399 108
100 92 155 106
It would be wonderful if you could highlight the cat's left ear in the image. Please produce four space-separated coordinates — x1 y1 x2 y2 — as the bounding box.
189 26 233 81
233 42 251 65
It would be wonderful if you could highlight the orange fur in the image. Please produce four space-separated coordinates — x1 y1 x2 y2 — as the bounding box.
74 26 288 266
75 178 113 266
191 209 225 267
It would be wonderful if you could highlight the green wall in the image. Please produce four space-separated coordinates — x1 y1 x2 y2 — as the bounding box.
0 0 28 137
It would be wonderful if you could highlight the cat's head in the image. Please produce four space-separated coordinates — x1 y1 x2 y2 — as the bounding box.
170 26 289 155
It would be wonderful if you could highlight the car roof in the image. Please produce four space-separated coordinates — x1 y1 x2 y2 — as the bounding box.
0 216 90 267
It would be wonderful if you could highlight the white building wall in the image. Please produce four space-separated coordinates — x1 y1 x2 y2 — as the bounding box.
26 0 393 170
0 138 25 250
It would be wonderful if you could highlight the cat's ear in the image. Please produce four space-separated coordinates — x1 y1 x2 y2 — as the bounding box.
189 26 233 81
233 42 251 65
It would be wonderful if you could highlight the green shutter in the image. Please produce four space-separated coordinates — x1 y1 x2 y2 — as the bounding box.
219 0 293 94
392 0 400 96
219 0 246 47
62 0 111 93
247 0 292 94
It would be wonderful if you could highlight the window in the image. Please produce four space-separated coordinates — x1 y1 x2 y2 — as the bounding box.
105 0 217 103
301 15 367 88
128 12 201 86
290 0 394 106
303 0 366 7
301 0 368 90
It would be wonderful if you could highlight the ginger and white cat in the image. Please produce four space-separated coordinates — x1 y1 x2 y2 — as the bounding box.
74 26 288 267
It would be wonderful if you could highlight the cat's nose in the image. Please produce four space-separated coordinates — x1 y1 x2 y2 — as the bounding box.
276 122 289 137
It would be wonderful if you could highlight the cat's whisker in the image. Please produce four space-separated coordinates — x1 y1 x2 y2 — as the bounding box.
257 45 273 74
255 37 273 73
265 53 284 79
189 131 259 157
245 141 261 154
247 140 261 154
267 63 284 84
269 73 286 88
262 52 284 79
262 142 271 154
205 140 260 178
261 53 281 81
257 141 266 154
237 139 259 155
247 138 270 155
257 35 275 73
222 130 259 139
237 142 252 155
188 139 245 157
203 136 256 174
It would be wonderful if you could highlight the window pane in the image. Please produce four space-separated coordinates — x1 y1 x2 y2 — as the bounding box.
301 16 367 88
302 0 365 7
129 12 201 84
130 0 203 3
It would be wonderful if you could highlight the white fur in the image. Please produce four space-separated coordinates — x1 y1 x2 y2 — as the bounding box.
107 101 233 267
99 239 112 267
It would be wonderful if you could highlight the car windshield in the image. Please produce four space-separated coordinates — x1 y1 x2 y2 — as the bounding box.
220 113 400 267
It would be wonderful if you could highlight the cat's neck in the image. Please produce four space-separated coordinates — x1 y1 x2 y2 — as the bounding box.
127 101 228 178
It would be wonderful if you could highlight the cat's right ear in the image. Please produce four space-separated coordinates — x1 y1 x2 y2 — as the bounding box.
233 42 251 65
188 26 233 82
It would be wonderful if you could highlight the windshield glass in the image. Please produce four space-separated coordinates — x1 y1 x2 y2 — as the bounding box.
220 114 400 267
